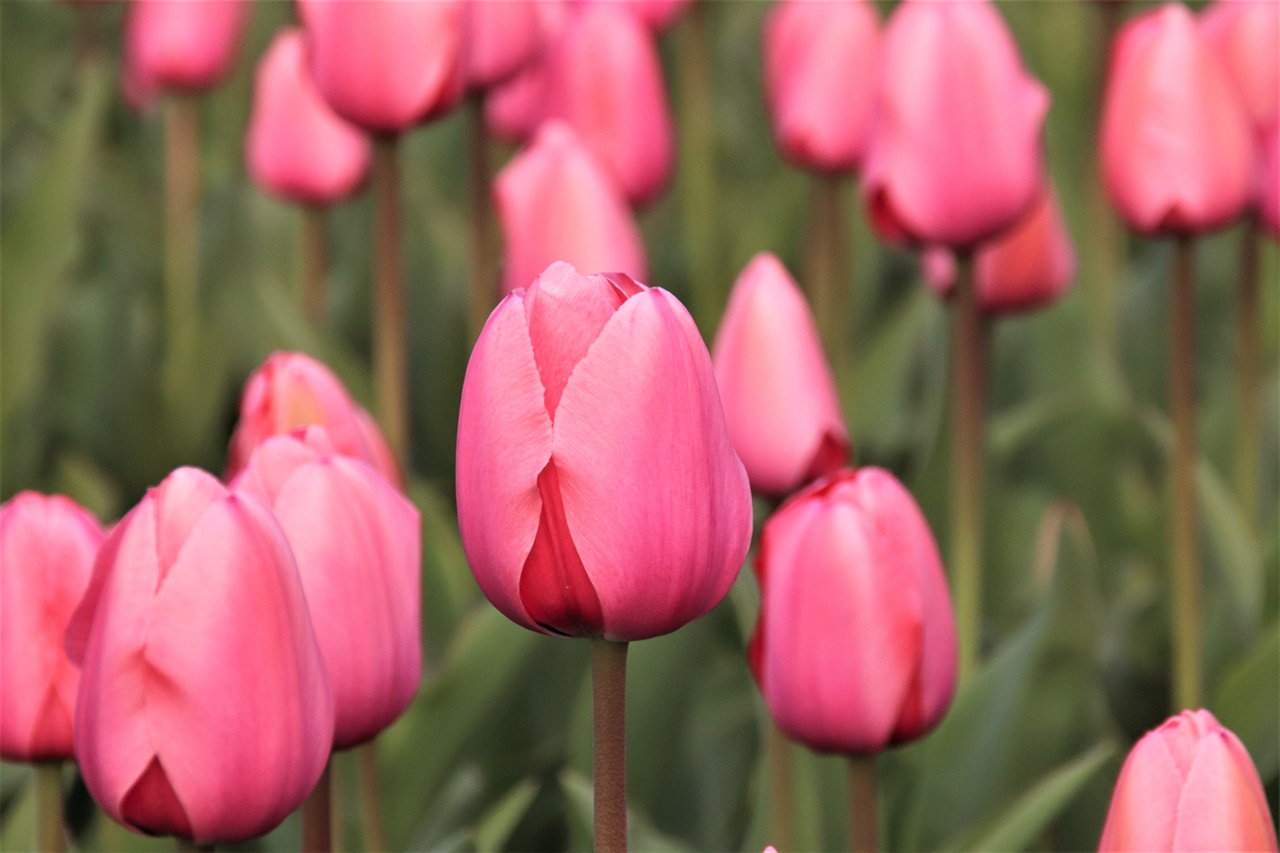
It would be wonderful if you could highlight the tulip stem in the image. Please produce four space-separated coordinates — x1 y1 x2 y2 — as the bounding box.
356 742 387 852
1171 236 1202 712
373 136 408 469
847 756 877 853
302 759 333 853
677 0 722 335
468 96 495 343
805 175 853 361
591 638 629 853
35 763 62 853
951 253 987 682
767 722 795 853
162 93 201 398
1235 219 1261 537
302 205 329 326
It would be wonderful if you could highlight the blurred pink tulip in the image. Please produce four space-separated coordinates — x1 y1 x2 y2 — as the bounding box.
494 121 648 295
484 0 568 141
66 468 333 844
862 0 1049 249
712 253 849 497
1200 0 1279 137
464 0 544 91
749 467 957 754
233 428 421 750
585 0 691 31
245 28 371 206
457 262 751 641
1261 122 1280 238
123 0 249 105
298 0 466 135
0 493 105 763
1099 709 1278 852
763 0 880 174
1099 3 1254 235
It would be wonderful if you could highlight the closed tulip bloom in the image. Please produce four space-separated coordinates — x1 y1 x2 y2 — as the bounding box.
245 29 371 206
464 0 544 91
749 468 957 754
65 468 333 844
484 0 569 141
763 0 880 174
1099 710 1278 852
232 428 421 750
1200 0 1279 137
0 493 105 762
1099 4 1254 235
862 0 1049 249
712 253 849 497
124 0 249 97
299 0 466 135
457 261 751 641
1261 122 1280 237
495 121 648 295
586 0 691 31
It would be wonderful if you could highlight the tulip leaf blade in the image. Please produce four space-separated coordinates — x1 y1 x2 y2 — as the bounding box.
472 778 540 853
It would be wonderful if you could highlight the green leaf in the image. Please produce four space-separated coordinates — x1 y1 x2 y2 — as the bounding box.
1213 624 1280 783
473 779 540 853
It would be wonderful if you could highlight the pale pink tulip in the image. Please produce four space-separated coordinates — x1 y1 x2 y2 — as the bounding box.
484 0 569 141
1200 0 1280 137
123 0 249 107
464 0 544 91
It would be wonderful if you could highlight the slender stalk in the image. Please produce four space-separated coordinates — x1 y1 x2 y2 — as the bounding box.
302 205 329 326
36 763 62 853
767 723 795 853
162 94 201 395
468 95 495 342
1171 236 1202 711
302 759 333 853
591 639 629 853
372 137 408 466
676 1 721 334
356 743 387 852
1235 219 1261 536
804 175 853 359
847 757 877 853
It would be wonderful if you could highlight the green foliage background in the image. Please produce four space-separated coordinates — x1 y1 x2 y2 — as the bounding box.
1 1 1277 850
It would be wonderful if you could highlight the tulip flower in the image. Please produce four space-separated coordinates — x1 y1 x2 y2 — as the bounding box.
233 428 421 750
464 0 544 92
862 0 1049 249
1200 0 1279 139
712 253 849 497
484 0 569 142
494 121 648 295
1099 710 1278 852
762 0 879 174
1 493 105 762
588 0 691 31
123 0 249 106
65 468 333 844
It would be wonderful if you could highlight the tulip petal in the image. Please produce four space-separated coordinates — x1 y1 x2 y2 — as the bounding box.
1172 729 1279 852
1099 727 1186 850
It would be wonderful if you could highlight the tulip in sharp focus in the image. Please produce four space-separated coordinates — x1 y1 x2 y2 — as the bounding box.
1099 3 1254 235
494 121 648 295
749 467 957 753
1099 709 1278 852
233 427 421 750
712 253 849 497
65 468 333 844
464 0 544 91
457 262 752 641
123 0 249 110
1199 0 1280 137
246 29 371 206
763 0 880 174
0 493 105 762
862 0 1049 249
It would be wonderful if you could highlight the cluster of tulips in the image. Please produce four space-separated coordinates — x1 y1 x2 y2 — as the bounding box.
3 0 1278 851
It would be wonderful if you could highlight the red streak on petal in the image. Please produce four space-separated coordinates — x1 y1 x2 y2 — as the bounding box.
519 460 604 636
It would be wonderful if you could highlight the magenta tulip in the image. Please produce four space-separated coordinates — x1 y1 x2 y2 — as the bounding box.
232 428 421 750
712 253 849 497
494 121 648 295
1200 0 1279 138
763 0 879 174
1099 710 1278 852
1099 4 1254 236
123 0 249 105
0 493 105 762
245 29 371 206
65 468 333 844
457 261 751 640
862 0 1049 249
464 0 544 91
749 467 957 754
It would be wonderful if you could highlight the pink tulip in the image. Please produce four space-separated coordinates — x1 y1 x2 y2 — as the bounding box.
923 185 1076 315
298 0 466 135
712 253 849 497
585 0 691 31
464 0 544 91
1261 122 1280 238
1099 709 1278 852
245 29 371 206
749 467 957 754
232 428 421 750
494 121 649 295
862 0 1049 249
543 4 675 206
457 261 752 641
0 493 105 763
1099 4 1254 236
123 0 249 102
763 0 880 174
65 468 333 844
226 352 399 486
1200 0 1279 137
484 0 569 141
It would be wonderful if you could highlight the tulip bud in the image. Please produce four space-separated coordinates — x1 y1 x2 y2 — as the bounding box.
232 428 421 750
1199 0 1279 138
65 468 334 844
484 0 569 141
1099 4 1254 236
464 0 544 91
245 29 371 206
0 493 105 763
1099 710 1278 852
762 0 880 174
298 0 466 135
1261 122 1280 239
712 253 849 497
749 468 957 754
123 0 249 103
494 122 649 295
862 0 1049 249
226 352 399 486
457 262 752 641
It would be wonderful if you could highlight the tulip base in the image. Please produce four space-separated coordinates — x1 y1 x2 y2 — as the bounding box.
1235 220 1261 535
302 206 329 326
847 756 877 853
356 743 387 852
1171 236 1202 712
36 763 63 853
591 638 628 853
373 137 408 470
302 760 333 853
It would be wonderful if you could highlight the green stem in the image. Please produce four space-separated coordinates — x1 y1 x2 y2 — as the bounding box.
356 742 387 852
848 757 877 853
804 175 853 360
767 723 794 853
1235 219 1261 537
302 759 333 853
36 763 62 853
1171 236 1202 711
676 1 721 334
591 639 629 853
162 94 201 397
372 137 408 468
468 95 495 342
302 205 329 326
